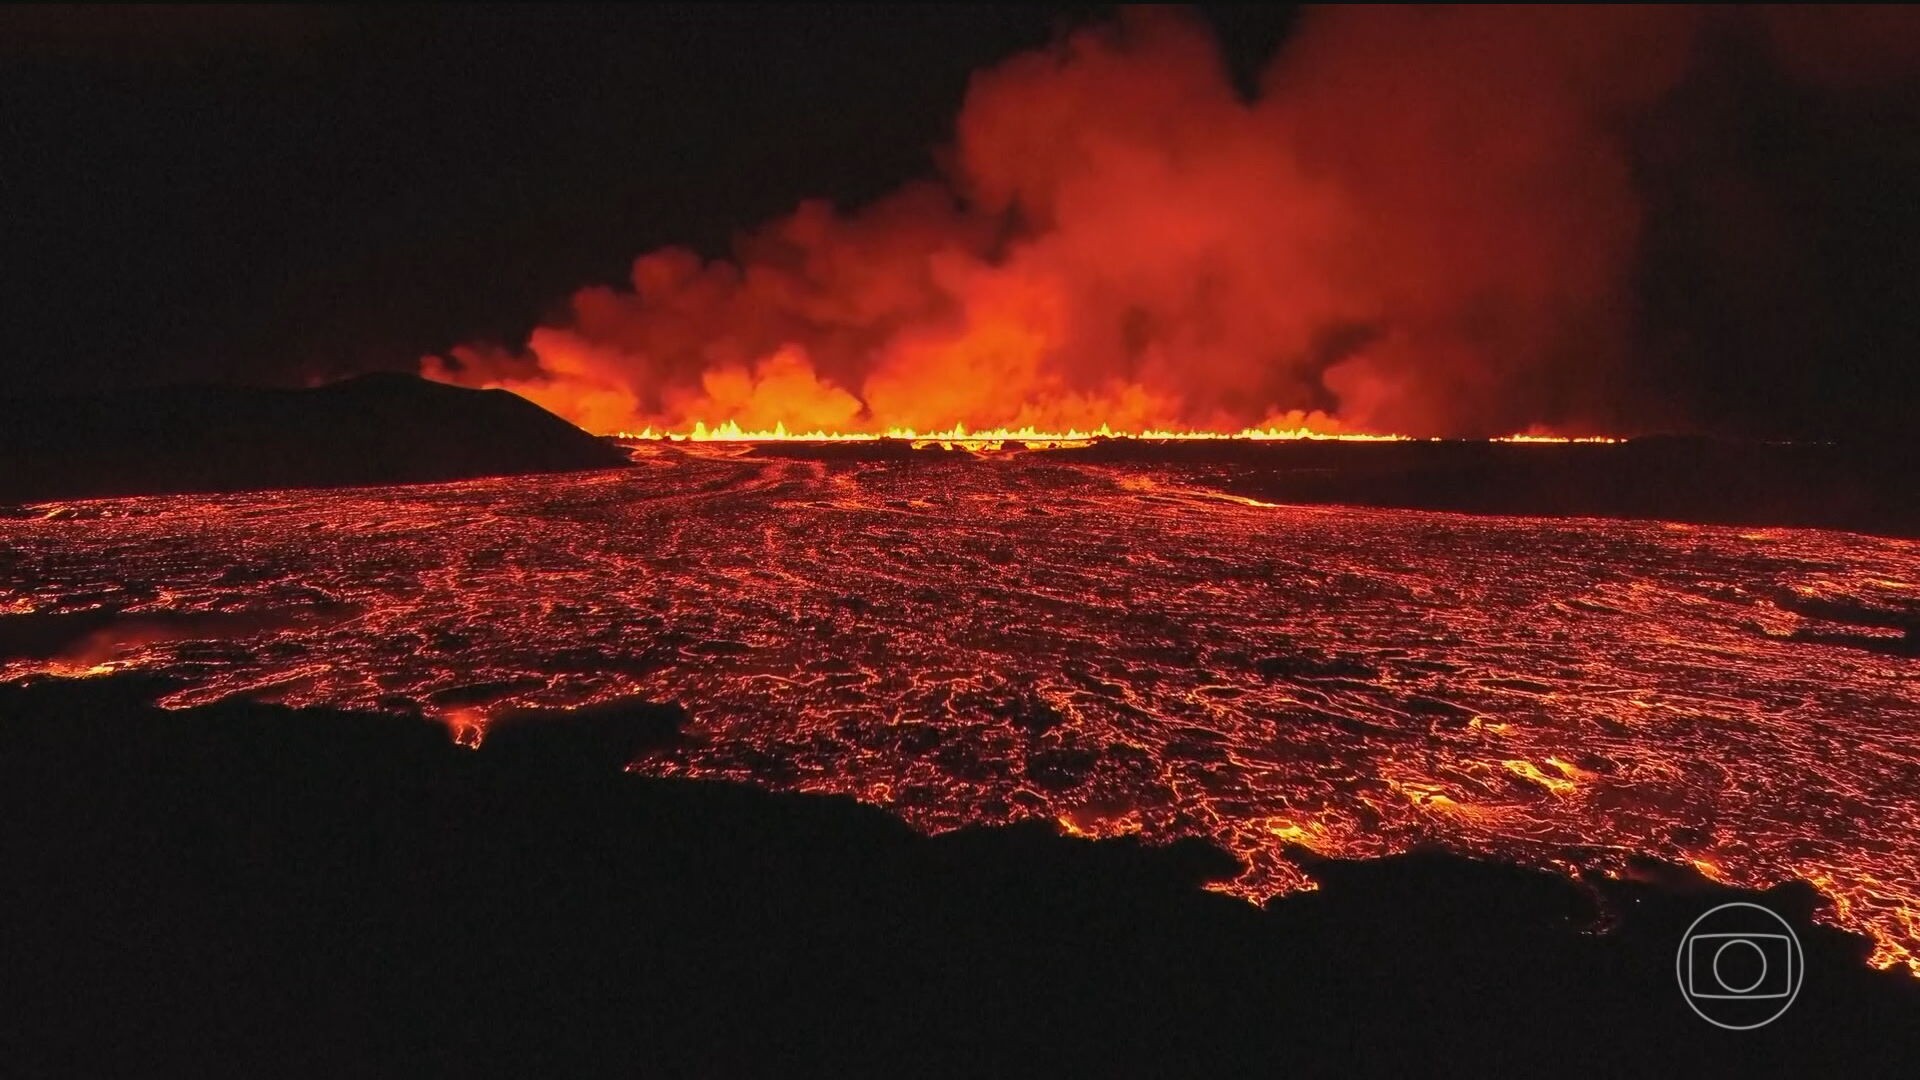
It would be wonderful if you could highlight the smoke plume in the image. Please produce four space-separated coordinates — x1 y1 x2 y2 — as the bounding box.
423 6 1916 437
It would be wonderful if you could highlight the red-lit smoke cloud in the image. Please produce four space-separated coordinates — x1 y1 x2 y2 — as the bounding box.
421 6 1902 437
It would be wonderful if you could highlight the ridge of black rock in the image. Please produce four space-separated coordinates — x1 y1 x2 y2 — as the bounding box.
0 373 630 503
1051 436 1920 538
743 436 1920 538
2 675 1916 1078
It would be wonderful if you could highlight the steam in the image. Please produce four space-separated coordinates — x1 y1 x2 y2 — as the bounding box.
423 6 1913 437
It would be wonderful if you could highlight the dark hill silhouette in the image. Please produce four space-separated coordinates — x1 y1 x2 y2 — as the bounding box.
2 675 1916 1077
0 374 629 503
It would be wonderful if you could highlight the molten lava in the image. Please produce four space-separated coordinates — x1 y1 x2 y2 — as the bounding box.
611 423 1616 447
626 421 1414 447
3 444 1917 974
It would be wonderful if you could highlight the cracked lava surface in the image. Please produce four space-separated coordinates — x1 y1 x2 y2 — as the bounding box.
3 443 1917 971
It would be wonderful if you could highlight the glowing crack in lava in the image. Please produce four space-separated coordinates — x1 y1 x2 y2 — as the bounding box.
617 422 1413 446
4 445 1918 972
610 422 1619 447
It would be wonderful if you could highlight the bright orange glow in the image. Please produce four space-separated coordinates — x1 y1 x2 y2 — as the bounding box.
608 422 1620 446
1492 434 1622 445
614 420 1412 446
422 9 1702 441
7 448 1917 973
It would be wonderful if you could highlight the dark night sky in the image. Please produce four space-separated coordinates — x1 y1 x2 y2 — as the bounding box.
1 7 1149 388
2 5 1915 440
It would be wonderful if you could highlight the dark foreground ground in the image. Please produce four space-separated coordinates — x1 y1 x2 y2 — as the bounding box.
3 677 1916 1078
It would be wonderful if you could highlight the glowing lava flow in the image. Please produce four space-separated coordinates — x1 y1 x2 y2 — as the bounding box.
614 422 1415 445
611 422 1619 448
2 444 1914 972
